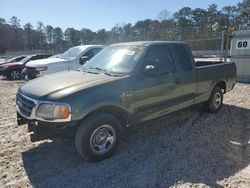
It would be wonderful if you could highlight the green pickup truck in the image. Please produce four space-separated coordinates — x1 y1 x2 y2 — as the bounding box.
16 41 236 161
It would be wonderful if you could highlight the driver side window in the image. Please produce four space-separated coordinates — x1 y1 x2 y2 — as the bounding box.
79 48 102 65
31 55 40 61
83 48 102 59
143 45 173 75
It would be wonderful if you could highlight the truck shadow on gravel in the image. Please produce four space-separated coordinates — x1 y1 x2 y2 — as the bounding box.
22 104 250 188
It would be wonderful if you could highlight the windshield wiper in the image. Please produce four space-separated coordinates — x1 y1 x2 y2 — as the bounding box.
82 68 99 74
88 67 114 76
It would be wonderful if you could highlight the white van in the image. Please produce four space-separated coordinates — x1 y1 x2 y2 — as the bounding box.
22 45 104 79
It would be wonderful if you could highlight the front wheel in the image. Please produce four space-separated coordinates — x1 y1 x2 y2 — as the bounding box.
75 113 123 162
9 70 21 80
204 87 223 113
21 68 27 80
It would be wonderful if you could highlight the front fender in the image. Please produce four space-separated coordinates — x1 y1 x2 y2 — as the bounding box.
62 76 136 122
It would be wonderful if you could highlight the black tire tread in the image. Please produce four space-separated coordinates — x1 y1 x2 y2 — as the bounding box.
204 86 223 113
75 113 122 162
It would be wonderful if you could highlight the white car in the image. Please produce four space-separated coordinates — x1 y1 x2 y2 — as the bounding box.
22 45 104 79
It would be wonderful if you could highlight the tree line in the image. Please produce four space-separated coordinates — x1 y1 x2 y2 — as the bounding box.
0 0 249 54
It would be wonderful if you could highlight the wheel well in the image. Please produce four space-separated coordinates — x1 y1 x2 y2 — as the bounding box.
7 69 21 78
8 69 20 74
83 106 130 129
215 81 226 93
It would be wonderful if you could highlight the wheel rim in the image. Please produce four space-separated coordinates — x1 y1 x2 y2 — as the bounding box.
11 71 20 79
213 92 222 109
90 125 116 155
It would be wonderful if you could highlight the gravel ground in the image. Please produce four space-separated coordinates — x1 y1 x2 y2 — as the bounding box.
0 77 250 188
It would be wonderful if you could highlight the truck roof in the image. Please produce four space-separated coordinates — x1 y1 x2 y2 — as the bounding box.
74 45 105 49
111 41 186 46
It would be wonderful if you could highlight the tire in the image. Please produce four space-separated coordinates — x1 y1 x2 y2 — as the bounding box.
21 68 27 80
204 86 223 113
9 70 21 80
75 113 123 162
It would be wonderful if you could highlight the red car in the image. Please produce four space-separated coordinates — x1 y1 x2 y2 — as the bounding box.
0 55 27 66
0 54 51 80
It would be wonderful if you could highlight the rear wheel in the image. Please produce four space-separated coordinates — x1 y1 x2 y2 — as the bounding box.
204 87 223 113
75 113 123 162
9 70 21 80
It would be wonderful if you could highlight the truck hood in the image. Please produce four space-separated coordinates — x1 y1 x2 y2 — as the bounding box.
20 71 119 99
26 58 67 67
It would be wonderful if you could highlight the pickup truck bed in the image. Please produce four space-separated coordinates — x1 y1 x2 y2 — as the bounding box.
195 62 236 103
196 61 224 66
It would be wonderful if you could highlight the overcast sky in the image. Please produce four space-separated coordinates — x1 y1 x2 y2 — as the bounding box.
0 0 241 31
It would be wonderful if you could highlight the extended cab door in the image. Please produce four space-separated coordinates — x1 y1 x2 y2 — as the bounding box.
170 44 197 109
133 44 178 122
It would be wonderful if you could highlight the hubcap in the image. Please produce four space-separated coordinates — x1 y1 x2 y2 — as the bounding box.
11 71 20 79
90 125 116 154
213 92 222 109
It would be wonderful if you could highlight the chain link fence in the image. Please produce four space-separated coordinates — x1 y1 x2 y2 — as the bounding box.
186 33 231 60
3 32 232 60
3 48 68 59
186 38 222 57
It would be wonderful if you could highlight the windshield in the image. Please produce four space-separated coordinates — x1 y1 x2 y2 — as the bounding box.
6 58 14 63
83 45 145 75
20 56 31 63
6 56 19 63
60 46 87 60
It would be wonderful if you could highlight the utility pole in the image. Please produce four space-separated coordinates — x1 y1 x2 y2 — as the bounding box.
220 30 225 62
224 33 230 63
178 20 181 41
247 6 250 30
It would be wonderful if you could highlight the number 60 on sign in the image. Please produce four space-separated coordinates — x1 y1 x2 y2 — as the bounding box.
236 40 250 50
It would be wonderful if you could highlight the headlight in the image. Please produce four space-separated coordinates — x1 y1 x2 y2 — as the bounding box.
36 103 71 120
36 67 47 71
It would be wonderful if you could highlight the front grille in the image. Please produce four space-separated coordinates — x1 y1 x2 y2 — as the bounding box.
16 93 36 118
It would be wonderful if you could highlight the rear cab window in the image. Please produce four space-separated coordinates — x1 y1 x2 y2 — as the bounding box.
174 44 194 71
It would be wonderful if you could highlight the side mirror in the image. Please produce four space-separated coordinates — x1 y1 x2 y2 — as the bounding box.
79 56 89 65
144 65 159 77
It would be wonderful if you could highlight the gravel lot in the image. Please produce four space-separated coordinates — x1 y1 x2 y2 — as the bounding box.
0 77 250 188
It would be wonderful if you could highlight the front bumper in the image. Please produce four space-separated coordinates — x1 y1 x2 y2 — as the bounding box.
16 92 76 141
0 68 9 76
22 67 38 80
17 112 78 141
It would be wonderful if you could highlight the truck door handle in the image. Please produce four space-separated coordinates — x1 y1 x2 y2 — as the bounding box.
174 78 182 84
